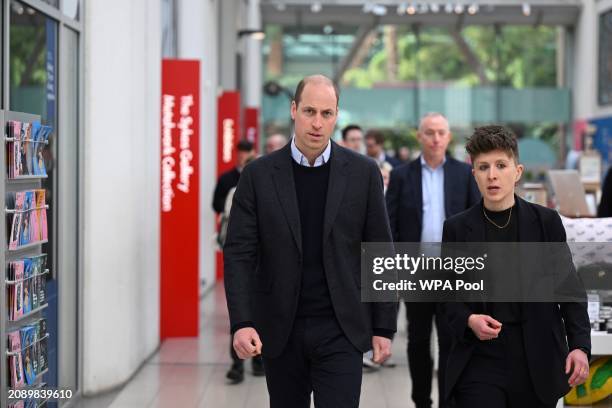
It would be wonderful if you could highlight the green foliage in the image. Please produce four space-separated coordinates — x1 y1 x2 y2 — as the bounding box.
10 25 46 87
341 25 557 89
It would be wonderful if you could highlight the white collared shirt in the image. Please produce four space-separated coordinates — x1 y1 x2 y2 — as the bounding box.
420 155 446 243
290 137 331 167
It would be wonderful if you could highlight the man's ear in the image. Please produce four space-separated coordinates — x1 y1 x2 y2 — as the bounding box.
290 101 297 120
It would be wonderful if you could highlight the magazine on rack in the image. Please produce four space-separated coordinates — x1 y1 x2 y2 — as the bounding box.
7 189 48 249
19 191 34 246
21 324 38 384
31 122 41 175
8 330 24 388
8 192 24 249
7 256 48 320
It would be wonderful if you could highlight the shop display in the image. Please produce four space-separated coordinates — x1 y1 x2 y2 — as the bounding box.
1 111 52 408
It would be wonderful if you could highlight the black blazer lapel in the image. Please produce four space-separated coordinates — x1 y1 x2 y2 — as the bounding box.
443 158 454 218
409 158 423 231
516 196 541 242
272 144 302 253
464 201 486 242
323 142 349 242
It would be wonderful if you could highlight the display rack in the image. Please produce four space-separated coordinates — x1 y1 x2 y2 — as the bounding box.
0 110 51 408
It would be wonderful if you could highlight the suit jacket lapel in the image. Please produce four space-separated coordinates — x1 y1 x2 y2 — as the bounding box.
443 159 453 218
323 142 349 242
516 196 542 303
410 158 423 230
272 144 302 253
465 201 486 242
516 196 540 242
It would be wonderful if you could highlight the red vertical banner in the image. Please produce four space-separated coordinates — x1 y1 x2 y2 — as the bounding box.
216 91 241 281
244 107 260 153
160 59 200 339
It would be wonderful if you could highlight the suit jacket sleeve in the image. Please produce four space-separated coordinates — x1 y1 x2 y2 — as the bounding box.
598 167 612 217
385 168 402 242
467 168 481 208
441 220 474 343
364 161 398 334
223 165 258 331
212 173 230 214
549 211 591 358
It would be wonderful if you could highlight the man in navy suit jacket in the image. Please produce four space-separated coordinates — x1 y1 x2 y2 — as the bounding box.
386 113 480 408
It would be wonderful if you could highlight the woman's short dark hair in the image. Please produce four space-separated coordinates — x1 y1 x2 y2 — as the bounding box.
466 125 519 163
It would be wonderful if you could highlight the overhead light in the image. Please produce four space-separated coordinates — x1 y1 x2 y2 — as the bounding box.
430 3 441 13
522 3 531 16
11 2 24 14
26 7 35 15
372 4 387 16
237 29 266 40
311 2 322 13
445 3 454 14
418 3 429 14
454 4 465 14
275 3 286 11
407 3 417 15
323 24 334 35
467 4 479 15
397 3 407 15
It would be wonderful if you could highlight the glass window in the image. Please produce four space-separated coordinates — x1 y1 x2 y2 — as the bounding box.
61 0 79 21
599 9 612 105
9 0 58 389
41 0 59 8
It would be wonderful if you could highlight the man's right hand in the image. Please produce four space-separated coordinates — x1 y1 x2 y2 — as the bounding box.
467 314 502 341
233 327 263 359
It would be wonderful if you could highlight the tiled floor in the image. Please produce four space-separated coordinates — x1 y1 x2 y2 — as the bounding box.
79 284 612 408
80 284 422 408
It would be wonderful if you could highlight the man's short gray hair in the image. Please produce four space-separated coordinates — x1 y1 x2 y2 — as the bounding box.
418 112 449 132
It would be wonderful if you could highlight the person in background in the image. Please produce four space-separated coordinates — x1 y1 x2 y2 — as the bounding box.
211 139 261 383
341 124 365 154
265 133 288 154
386 112 480 408
380 161 392 194
365 129 401 168
598 166 612 217
397 145 411 164
212 140 256 214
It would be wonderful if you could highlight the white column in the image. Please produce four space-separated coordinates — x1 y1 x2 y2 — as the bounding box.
177 0 219 294
244 0 263 107
83 0 161 394
219 0 238 90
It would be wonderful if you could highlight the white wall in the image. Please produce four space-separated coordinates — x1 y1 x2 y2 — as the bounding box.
573 0 612 119
82 0 161 394
177 0 219 295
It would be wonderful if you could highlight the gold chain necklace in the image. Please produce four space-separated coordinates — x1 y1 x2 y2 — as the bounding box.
483 206 513 229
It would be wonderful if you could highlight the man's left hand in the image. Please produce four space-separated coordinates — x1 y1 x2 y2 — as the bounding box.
566 348 589 387
372 336 392 364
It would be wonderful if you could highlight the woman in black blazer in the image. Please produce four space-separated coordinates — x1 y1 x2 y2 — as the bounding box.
442 126 591 408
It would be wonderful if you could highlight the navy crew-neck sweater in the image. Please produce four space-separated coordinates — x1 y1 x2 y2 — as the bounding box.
292 159 334 317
